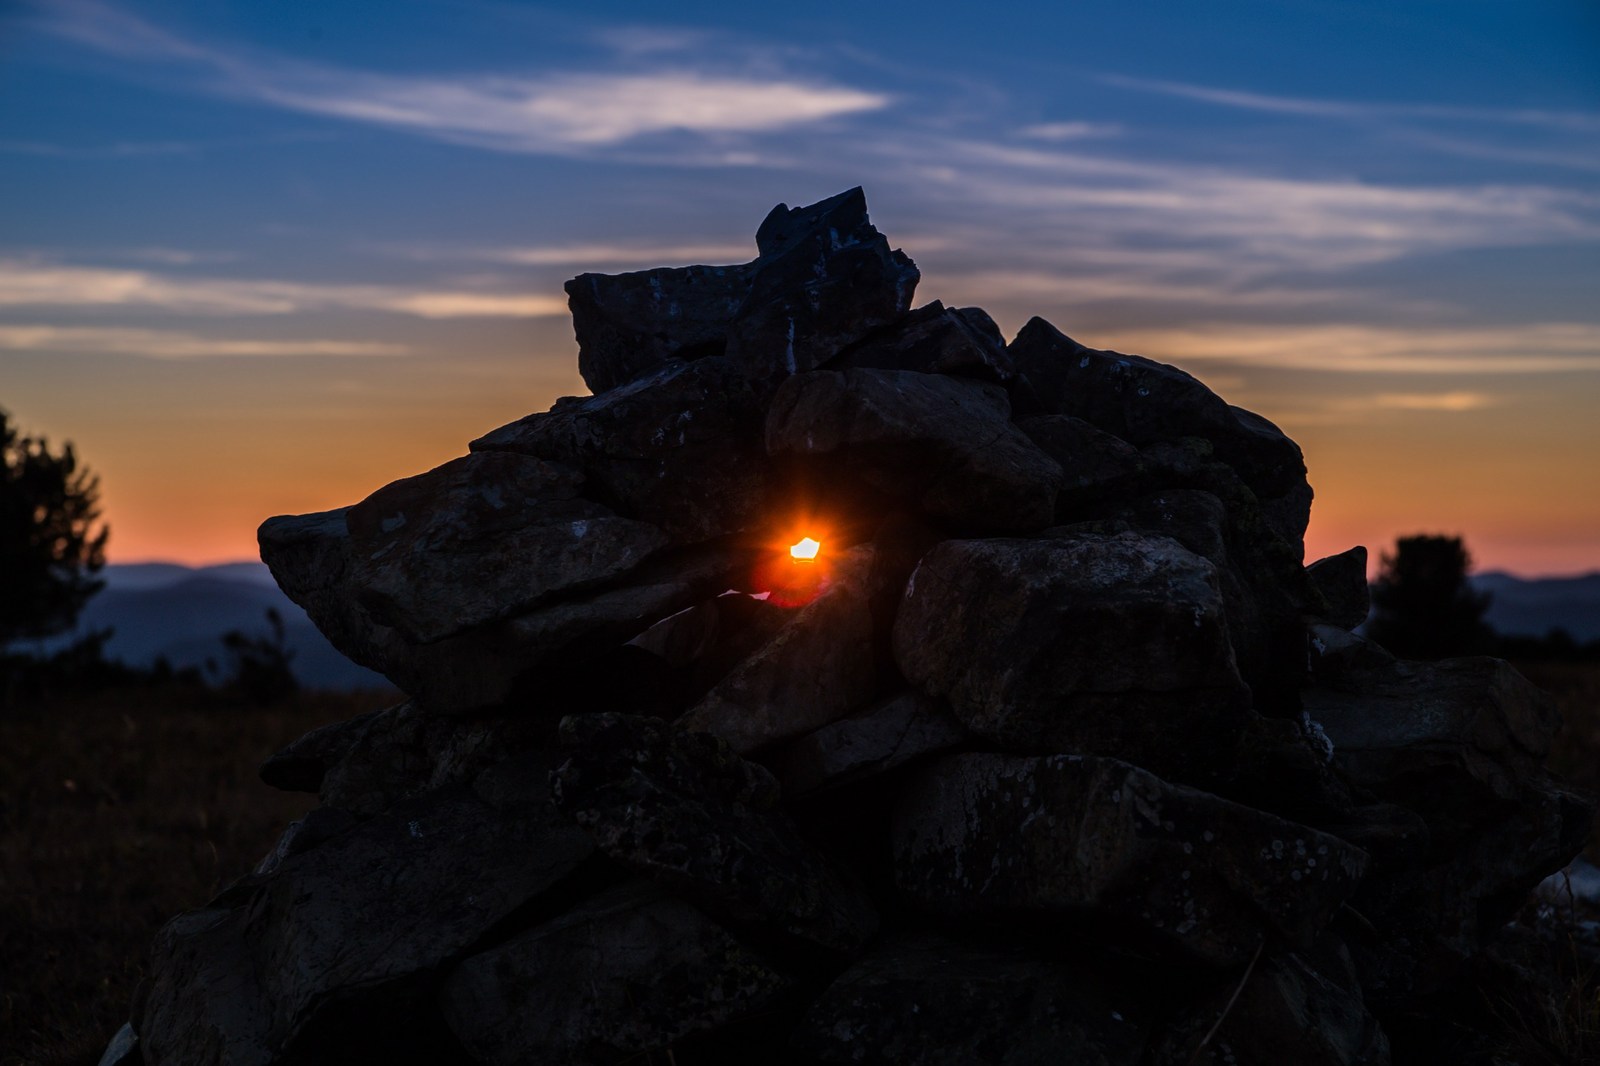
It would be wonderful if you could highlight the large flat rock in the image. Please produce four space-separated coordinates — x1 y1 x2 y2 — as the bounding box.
893 753 1368 966
892 532 1251 781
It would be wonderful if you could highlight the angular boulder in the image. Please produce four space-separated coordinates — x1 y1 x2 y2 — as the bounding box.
766 368 1061 534
893 753 1369 966
342 452 668 643
439 882 792 1065
567 261 758 394
790 934 1147 1065
830 299 1013 381
1307 546 1371 630
892 532 1251 782
552 713 878 953
770 690 970 797
676 546 878 755
727 188 920 382
471 357 771 541
1009 317 1311 551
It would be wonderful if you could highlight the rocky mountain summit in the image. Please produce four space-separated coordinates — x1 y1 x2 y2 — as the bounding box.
105 189 1592 1065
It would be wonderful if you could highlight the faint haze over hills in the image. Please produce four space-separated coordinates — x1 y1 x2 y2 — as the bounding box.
26 563 390 690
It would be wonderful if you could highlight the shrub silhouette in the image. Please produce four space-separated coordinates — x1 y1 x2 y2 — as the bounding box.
1368 533 1493 659
0 406 108 644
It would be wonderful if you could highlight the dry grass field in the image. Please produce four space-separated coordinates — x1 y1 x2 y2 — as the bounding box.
1 662 1596 1066
0 686 395 1066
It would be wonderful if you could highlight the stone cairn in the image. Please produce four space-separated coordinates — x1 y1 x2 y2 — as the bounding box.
105 189 1592 1066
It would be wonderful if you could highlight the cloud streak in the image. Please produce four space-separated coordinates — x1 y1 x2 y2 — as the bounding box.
31 1 890 154
1098 74 1600 132
0 324 408 359
0 259 566 318
1081 323 1600 374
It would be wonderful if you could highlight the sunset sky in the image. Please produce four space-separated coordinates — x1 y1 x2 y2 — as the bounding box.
2 0 1597 576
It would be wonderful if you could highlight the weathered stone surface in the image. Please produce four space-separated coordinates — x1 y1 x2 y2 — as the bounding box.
893 753 1368 965
892 532 1251 782
440 882 792 1066
471 357 771 540
790 934 1147 1065
771 690 970 797
1016 414 1147 512
284 700 549 817
728 188 919 382
830 300 1013 381
767 368 1061 533
552 713 878 953
567 260 758 394
1303 649 1592 998
136 906 273 1066
342 451 668 643
247 784 593 1048
1089 485 1308 712
261 508 732 712
258 705 386 794
677 546 877 755
1308 546 1370 629
1008 317 1311 550
1154 935 1390 1066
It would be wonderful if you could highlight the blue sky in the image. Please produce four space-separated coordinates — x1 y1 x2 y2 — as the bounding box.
1 0 1597 572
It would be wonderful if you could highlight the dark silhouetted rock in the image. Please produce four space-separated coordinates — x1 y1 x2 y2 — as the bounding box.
677 546 877 754
1090 483 1308 712
439 882 792 1066
261 508 733 713
790 934 1147 1065
771 690 970 797
892 532 1251 783
136 906 273 1066
894 753 1368 966
567 261 757 394
1304 649 1593 1000
1154 934 1390 1066
766 368 1061 533
1308 546 1371 629
258 705 387 794
1009 318 1311 552
1016 414 1147 511
553 713 878 953
253 786 591 1047
830 300 1013 381
471 357 771 541
343 452 668 643
728 188 919 382
122 189 1594 1064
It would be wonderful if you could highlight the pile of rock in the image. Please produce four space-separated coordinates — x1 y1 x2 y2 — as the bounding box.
105 190 1591 1066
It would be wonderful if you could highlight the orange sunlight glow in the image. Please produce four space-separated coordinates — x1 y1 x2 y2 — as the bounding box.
789 536 821 561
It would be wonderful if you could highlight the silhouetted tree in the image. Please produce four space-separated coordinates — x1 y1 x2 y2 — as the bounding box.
1367 534 1493 659
0 407 109 643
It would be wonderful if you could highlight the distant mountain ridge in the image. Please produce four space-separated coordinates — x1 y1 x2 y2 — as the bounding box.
1471 570 1600 643
26 562 390 690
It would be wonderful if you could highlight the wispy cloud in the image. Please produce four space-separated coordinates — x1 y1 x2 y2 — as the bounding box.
1098 74 1600 133
1015 122 1122 141
376 240 758 268
31 1 890 155
1082 323 1600 374
1373 391 1496 411
0 259 566 318
0 324 408 359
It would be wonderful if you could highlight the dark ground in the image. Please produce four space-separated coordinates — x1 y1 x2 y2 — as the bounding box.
0 687 395 1066
1 665 1596 1066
